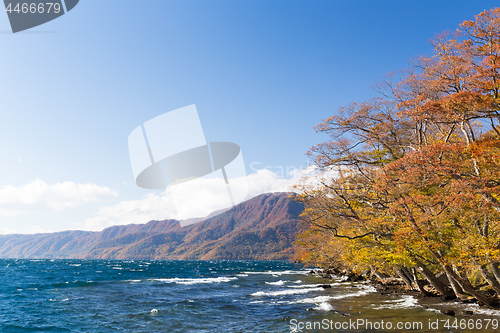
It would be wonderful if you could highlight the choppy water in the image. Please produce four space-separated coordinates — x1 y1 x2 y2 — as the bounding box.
1 259 499 332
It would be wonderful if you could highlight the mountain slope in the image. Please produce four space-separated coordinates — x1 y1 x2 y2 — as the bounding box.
0 192 305 260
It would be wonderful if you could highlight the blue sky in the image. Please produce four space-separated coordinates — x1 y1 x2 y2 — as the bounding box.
0 0 497 234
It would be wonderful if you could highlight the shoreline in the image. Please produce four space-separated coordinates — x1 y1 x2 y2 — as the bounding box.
309 268 500 317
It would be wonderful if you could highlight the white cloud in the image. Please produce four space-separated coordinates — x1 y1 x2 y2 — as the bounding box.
288 165 341 190
0 208 26 216
0 226 22 234
0 179 119 215
12 225 52 235
82 167 330 231
0 225 55 235
0 168 340 233
83 193 177 231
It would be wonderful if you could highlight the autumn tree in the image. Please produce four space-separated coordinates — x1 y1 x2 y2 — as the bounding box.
295 8 500 305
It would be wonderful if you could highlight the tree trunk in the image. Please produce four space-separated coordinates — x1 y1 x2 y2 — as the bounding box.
479 264 500 295
490 262 500 283
414 261 454 297
370 266 388 280
402 208 495 304
412 267 432 296
445 270 468 301
444 265 497 306
401 266 414 283
395 266 413 289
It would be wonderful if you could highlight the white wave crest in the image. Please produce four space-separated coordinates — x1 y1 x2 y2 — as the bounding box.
465 305 500 317
297 295 333 304
374 295 420 310
294 285 376 304
151 277 237 285
329 285 376 300
242 270 310 276
265 280 289 286
313 302 334 311
251 287 323 297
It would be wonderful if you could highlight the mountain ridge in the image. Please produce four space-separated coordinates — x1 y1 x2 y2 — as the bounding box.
0 192 305 260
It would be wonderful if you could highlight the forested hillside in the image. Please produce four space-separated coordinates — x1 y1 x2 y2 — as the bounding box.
0 193 304 260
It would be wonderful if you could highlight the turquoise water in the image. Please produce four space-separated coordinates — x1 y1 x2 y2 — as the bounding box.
1 259 499 332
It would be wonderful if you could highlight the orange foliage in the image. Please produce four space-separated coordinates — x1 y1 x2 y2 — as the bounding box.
295 8 500 304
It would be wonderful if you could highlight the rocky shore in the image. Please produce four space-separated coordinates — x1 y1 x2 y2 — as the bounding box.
309 268 500 317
